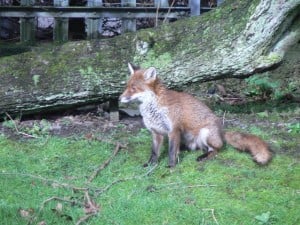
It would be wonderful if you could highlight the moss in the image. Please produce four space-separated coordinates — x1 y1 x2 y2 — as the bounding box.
254 53 283 69
138 51 173 69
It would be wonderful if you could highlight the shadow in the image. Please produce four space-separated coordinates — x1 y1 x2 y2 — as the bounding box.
211 99 300 114
0 44 31 57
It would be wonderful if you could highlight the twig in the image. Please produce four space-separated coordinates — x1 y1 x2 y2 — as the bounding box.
28 196 82 225
155 2 160 27
40 196 81 211
87 142 122 183
5 112 39 138
202 208 220 225
75 212 97 225
76 142 123 224
163 0 176 23
222 111 226 125
74 191 100 225
96 164 157 196
0 172 90 191
167 184 217 189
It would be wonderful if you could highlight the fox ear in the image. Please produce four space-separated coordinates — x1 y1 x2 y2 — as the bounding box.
128 63 135 75
128 63 140 75
143 67 157 82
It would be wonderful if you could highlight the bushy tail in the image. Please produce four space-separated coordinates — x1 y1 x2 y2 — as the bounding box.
224 131 272 165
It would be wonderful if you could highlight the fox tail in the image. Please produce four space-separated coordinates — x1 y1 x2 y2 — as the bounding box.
224 131 272 165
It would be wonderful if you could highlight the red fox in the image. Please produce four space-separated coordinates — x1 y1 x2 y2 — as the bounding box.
120 63 272 167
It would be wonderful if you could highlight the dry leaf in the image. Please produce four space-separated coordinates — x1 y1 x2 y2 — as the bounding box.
38 221 47 225
84 200 100 214
19 209 30 218
19 208 34 219
56 202 63 212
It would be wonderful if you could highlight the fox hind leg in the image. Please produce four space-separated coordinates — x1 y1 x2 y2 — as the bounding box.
168 130 181 167
196 128 223 162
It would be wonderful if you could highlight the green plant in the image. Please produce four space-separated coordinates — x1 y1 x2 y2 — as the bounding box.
2 119 16 129
245 74 279 99
24 119 51 136
287 122 300 134
255 211 271 224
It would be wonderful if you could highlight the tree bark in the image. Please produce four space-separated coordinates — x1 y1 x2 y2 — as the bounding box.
0 0 299 117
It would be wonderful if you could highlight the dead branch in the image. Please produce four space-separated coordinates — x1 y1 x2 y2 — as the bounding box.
40 196 82 211
87 142 122 183
5 112 38 138
202 208 220 225
75 142 123 224
167 184 217 189
0 172 90 192
74 191 100 225
96 164 157 196
75 212 98 225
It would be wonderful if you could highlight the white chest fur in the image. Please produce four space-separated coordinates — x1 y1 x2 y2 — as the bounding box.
139 91 172 135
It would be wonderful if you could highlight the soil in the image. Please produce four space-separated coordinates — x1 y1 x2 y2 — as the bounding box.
0 108 144 140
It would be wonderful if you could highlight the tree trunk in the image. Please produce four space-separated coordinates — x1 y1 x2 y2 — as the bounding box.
0 0 299 117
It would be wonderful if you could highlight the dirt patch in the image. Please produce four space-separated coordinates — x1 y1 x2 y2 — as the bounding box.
0 108 144 140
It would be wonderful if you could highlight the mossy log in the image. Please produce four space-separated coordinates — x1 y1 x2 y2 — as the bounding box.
0 0 299 117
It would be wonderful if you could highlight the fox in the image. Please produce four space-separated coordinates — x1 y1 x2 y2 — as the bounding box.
120 63 272 167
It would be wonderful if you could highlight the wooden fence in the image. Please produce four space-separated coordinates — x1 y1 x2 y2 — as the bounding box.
0 0 223 44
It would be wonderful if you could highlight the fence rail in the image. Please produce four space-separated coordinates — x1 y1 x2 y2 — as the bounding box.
0 6 190 18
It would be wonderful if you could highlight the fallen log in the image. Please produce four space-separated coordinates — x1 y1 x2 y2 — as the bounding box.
0 0 299 118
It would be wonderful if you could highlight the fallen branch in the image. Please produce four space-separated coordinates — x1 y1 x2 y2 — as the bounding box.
96 164 157 196
87 142 122 183
75 213 98 225
167 184 217 189
5 112 38 138
75 191 100 225
202 208 220 225
0 172 90 192
76 142 124 224
28 196 82 225
40 196 81 211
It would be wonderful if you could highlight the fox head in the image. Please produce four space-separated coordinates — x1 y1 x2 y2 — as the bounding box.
120 63 159 103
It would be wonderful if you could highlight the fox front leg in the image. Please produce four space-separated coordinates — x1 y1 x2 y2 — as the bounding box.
144 132 164 167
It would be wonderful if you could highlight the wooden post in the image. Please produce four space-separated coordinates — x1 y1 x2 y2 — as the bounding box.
154 0 169 7
121 0 136 33
86 0 102 39
190 0 201 16
53 0 69 42
109 99 119 122
20 0 36 44
217 0 224 6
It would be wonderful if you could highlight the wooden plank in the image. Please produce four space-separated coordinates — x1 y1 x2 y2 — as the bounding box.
190 0 201 16
20 0 35 44
121 0 136 33
86 0 103 39
53 0 69 42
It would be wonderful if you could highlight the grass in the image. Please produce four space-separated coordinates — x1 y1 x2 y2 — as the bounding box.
0 107 299 225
